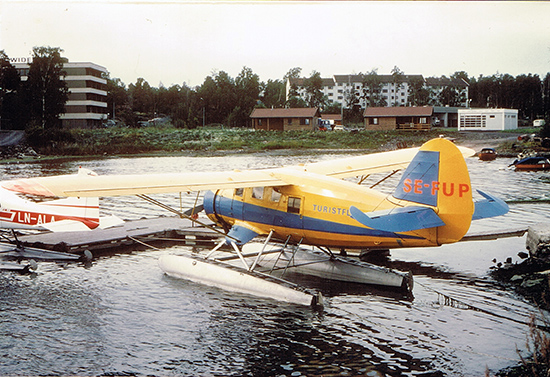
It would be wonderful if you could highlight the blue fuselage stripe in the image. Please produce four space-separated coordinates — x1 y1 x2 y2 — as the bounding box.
203 191 421 240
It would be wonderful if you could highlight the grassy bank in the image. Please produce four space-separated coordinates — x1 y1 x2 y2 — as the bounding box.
28 125 532 157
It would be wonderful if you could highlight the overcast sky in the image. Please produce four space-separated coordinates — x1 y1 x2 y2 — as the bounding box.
1 1 549 88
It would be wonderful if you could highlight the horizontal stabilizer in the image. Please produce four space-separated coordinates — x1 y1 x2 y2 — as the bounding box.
98 215 124 229
350 205 445 233
472 190 509 220
42 220 92 232
226 225 259 245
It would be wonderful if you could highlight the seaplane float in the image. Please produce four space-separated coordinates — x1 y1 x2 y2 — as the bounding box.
1 138 509 307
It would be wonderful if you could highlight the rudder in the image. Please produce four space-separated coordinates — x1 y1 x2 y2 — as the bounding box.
393 138 474 244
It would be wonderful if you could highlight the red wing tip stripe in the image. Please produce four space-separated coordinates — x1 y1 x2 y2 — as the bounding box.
2 180 57 197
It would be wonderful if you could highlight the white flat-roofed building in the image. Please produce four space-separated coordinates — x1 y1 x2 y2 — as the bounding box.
458 108 518 131
15 61 108 128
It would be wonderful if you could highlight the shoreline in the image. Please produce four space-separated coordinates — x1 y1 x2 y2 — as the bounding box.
0 128 539 164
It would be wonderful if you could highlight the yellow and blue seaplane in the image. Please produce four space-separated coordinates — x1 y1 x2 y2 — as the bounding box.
1 138 508 306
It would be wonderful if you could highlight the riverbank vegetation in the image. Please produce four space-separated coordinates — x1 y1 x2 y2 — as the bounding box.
23 124 534 157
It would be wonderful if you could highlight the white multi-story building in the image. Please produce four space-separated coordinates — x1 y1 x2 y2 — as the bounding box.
425 77 469 107
287 74 469 109
15 61 108 128
286 77 336 105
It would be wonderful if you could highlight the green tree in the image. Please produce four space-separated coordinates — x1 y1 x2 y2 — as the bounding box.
260 79 285 108
283 67 302 81
0 50 22 129
105 77 128 122
470 73 543 122
361 69 386 107
213 70 236 124
128 77 154 117
438 86 461 107
390 66 405 106
514 74 542 121
543 73 550 122
303 71 326 108
233 66 260 127
450 71 469 82
408 76 430 106
24 46 68 130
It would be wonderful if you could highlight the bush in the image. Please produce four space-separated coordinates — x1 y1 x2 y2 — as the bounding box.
25 124 75 153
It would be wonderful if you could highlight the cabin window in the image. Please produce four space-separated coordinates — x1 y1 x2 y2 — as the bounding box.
235 188 243 197
252 187 264 200
287 118 292 125
288 197 301 214
419 117 427 124
370 118 378 125
270 189 282 202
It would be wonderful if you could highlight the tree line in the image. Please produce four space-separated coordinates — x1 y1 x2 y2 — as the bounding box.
0 47 68 131
1 46 549 132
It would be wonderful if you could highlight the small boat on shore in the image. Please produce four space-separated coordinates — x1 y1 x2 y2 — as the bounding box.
479 148 497 161
511 156 550 171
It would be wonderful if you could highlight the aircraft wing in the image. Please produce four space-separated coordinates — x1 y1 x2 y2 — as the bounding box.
294 144 475 178
2 144 475 198
1 170 287 197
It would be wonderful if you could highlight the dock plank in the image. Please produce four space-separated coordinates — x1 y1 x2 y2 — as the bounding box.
18 216 223 253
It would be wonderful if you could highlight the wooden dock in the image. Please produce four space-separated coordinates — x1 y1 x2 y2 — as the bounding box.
8 218 529 262
17 216 224 256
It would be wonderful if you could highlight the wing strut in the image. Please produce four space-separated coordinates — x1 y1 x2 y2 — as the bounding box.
369 170 400 189
136 193 237 242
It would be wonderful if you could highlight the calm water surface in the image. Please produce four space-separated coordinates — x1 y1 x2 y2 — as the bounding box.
1 150 550 376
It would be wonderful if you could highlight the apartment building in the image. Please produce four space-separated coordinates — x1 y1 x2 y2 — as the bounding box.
15 61 108 128
287 73 469 109
425 77 469 108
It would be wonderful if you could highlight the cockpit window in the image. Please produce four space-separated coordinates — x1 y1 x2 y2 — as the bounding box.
235 188 243 197
270 189 282 202
252 187 264 200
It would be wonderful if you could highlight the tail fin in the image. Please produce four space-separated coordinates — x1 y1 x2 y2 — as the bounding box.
392 138 475 244
39 196 100 230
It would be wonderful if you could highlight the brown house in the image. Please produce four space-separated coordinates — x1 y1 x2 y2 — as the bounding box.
364 107 433 131
250 108 320 131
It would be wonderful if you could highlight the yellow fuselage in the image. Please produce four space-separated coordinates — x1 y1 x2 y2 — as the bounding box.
204 179 442 250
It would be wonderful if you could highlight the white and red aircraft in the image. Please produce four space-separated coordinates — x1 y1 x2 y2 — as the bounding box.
1 139 509 305
1 167 122 233
0 167 122 269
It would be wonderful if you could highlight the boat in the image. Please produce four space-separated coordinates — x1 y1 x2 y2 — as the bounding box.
511 156 550 171
479 148 497 161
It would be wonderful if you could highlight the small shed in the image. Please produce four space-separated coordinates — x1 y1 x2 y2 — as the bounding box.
364 107 433 131
458 108 518 131
250 108 320 131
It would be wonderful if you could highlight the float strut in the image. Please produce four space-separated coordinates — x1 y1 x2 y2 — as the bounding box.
250 230 274 272
230 241 249 270
205 239 226 259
